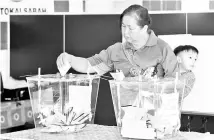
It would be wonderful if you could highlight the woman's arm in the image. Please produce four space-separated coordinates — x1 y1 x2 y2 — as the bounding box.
57 52 96 74
57 43 120 75
70 55 96 73
161 45 179 78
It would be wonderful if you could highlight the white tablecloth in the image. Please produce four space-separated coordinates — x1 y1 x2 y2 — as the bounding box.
1 124 214 140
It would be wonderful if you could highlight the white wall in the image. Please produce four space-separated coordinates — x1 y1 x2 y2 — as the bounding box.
159 35 214 115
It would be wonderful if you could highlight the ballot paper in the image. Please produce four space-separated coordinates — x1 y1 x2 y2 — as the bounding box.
121 118 156 139
110 71 125 81
58 60 71 77
68 85 92 114
120 106 156 139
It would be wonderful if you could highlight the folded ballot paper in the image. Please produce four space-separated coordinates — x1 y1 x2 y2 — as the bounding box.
58 60 71 77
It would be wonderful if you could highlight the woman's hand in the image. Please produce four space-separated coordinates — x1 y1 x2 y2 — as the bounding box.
56 52 95 74
56 52 73 76
56 52 73 69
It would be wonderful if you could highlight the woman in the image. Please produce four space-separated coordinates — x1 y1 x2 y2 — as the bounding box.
56 4 178 78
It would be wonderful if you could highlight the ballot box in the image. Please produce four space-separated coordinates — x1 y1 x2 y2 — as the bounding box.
109 78 185 139
26 74 100 133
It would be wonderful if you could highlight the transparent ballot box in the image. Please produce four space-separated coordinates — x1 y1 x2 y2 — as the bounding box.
27 74 100 133
109 78 185 139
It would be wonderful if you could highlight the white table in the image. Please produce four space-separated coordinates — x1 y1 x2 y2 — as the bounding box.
1 124 214 140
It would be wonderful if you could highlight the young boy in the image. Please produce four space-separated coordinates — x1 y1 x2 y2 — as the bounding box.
174 45 199 98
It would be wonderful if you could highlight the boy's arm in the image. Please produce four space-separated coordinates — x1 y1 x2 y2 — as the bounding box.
179 72 196 98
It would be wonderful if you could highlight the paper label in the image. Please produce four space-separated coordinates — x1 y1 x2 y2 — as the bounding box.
68 85 92 114
121 118 155 139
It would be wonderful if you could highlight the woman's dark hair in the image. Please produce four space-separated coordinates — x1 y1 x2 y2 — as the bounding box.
174 45 199 56
120 4 152 33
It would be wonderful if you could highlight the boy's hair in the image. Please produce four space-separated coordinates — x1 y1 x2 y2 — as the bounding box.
174 45 199 56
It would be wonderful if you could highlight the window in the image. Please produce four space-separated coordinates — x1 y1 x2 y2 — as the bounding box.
210 0 214 10
143 0 181 11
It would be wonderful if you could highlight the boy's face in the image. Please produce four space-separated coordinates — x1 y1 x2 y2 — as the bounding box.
177 50 198 72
